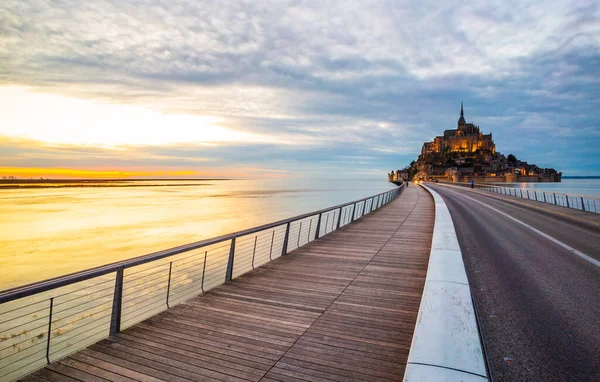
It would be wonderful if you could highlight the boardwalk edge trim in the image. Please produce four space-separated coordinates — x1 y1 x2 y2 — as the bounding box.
403 185 488 382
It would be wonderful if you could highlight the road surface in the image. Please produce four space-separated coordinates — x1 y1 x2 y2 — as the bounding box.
427 184 600 381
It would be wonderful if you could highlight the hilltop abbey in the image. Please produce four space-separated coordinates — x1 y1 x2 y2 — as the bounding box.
389 103 561 183
421 103 495 157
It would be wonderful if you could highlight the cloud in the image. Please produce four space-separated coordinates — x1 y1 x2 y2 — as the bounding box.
0 0 599 176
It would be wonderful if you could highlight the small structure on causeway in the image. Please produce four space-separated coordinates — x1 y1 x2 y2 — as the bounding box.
389 103 561 183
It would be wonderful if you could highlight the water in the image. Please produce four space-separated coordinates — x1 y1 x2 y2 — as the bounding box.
502 178 600 199
0 178 395 291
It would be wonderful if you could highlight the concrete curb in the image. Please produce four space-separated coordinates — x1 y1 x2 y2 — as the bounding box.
403 185 488 381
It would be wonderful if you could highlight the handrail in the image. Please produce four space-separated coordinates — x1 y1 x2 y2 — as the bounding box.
0 184 404 382
0 186 401 304
479 185 600 214
1 184 402 305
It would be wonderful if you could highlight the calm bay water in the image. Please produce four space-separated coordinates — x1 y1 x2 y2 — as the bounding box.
0 178 395 291
503 178 600 198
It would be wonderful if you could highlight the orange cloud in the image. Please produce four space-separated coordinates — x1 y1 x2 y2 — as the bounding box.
0 167 209 179
0 166 288 179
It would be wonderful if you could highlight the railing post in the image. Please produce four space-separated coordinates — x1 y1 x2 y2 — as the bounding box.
336 207 342 230
581 197 585 211
166 262 172 308
251 236 258 268
307 219 312 242
566 195 570 208
350 203 356 222
297 222 303 248
110 268 124 335
553 193 557 205
315 213 322 239
543 192 547 203
361 200 366 217
281 223 290 256
46 297 54 364
269 232 275 260
225 238 236 282
201 250 207 292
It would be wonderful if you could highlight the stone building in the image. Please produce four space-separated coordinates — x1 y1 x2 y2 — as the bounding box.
420 103 495 157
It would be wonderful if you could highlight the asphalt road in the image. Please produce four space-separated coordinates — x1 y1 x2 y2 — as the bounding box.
427 184 600 382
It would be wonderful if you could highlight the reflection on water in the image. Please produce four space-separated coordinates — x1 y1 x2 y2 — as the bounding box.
0 178 394 291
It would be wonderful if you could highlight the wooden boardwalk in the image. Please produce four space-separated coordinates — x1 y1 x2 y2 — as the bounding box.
23 187 434 382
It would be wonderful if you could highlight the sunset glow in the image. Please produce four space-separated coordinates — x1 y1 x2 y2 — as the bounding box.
1 86 270 146
0 166 208 179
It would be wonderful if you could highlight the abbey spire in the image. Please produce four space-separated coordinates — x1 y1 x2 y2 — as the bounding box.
458 101 466 126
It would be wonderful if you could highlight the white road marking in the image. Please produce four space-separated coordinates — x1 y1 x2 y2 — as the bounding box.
439 186 600 269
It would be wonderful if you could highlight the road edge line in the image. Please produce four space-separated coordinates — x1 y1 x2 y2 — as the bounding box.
403 185 488 382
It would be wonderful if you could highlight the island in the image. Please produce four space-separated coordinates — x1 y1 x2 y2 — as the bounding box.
389 103 561 184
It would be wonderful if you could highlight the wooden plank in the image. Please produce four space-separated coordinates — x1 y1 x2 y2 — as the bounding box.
68 352 165 382
55 358 137 382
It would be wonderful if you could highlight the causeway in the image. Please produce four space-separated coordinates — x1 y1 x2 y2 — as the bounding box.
24 187 434 382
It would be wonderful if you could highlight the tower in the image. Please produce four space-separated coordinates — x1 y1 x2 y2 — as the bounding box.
458 101 466 127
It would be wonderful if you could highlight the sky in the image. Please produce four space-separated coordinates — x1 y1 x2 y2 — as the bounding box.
1 0 599 178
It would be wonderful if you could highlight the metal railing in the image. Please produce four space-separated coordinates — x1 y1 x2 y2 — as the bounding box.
479 186 600 214
0 185 403 381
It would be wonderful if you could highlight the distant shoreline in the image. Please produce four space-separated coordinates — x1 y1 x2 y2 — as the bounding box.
0 178 232 189
0 178 231 183
562 176 600 179
0 183 218 189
